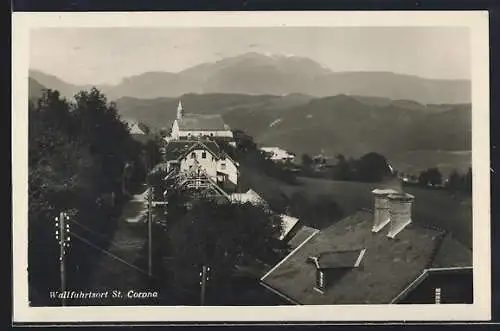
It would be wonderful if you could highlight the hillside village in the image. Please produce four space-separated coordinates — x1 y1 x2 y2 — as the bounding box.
139 99 473 305
27 54 473 306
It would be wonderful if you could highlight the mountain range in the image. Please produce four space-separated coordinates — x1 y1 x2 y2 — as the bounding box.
29 52 471 104
109 93 471 157
28 52 471 175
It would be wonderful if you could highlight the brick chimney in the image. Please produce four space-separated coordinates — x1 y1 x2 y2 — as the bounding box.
371 188 399 233
387 193 415 238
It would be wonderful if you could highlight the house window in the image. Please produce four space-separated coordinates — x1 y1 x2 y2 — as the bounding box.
191 152 196 159
435 288 441 304
221 163 226 170
202 152 207 159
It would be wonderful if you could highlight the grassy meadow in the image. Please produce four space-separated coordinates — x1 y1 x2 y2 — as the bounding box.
240 165 472 249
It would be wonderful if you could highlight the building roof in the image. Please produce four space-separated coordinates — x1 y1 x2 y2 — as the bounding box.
260 209 471 305
177 114 229 131
230 189 266 205
260 147 289 153
391 266 473 304
164 140 222 162
279 214 301 241
308 249 367 269
286 226 319 250
179 141 222 161
372 188 400 195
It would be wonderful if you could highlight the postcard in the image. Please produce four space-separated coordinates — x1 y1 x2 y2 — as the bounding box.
12 10 491 323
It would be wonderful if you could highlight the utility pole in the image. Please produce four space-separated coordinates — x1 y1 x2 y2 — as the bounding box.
55 211 70 306
148 184 153 276
199 265 210 305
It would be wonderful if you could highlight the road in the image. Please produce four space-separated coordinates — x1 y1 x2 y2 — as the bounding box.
71 185 158 305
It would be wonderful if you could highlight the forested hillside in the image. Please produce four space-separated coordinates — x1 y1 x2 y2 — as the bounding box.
28 88 145 305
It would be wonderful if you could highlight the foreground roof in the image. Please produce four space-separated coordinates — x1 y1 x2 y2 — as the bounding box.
260 209 470 305
177 114 229 131
286 226 319 249
309 249 366 269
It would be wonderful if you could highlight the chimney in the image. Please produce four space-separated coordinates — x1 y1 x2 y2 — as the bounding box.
387 193 415 239
371 188 399 233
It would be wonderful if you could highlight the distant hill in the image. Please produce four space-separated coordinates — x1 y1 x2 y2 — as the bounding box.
29 70 81 99
28 76 471 175
115 93 314 133
256 94 471 158
28 78 46 101
113 93 470 161
29 52 471 104
28 70 112 101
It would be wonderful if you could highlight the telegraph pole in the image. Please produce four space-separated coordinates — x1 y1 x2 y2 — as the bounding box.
148 184 153 276
199 265 210 305
55 211 70 306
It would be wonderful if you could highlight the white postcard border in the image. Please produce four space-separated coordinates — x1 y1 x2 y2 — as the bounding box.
12 10 491 323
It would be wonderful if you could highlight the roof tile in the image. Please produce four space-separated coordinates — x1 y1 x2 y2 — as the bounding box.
261 210 451 304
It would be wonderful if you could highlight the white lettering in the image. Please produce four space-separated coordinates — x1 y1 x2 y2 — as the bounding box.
127 290 159 299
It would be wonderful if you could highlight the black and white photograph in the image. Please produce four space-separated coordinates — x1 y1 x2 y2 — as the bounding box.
12 11 490 322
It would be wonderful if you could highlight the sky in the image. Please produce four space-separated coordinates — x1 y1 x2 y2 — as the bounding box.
30 27 471 85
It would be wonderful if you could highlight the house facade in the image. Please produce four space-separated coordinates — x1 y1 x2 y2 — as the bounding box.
260 147 296 163
178 144 238 188
164 140 239 191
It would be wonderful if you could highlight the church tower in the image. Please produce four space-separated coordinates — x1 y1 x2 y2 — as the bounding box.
177 100 184 120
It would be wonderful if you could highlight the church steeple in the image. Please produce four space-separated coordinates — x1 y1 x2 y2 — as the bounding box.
177 100 184 119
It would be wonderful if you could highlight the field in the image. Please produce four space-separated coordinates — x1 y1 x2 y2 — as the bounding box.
291 177 472 248
388 150 471 178
241 165 472 249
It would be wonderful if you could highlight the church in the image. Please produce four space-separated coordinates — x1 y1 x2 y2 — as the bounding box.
170 100 234 141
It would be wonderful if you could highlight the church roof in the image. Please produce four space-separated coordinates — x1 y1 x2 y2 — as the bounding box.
177 114 228 131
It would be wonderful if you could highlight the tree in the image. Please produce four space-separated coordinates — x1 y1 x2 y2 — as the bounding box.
419 167 443 187
28 88 144 305
147 168 168 201
333 153 352 180
29 90 103 304
166 199 284 304
72 88 141 194
356 152 392 182
446 169 461 191
301 153 313 169
233 129 256 153
464 167 472 193
144 138 163 170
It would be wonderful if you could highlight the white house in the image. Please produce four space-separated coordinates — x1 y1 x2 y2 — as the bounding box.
230 189 267 206
229 189 300 241
170 100 234 140
164 140 239 189
278 214 300 241
260 147 296 163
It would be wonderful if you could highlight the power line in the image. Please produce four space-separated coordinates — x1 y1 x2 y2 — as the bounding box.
67 217 146 252
70 231 152 277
